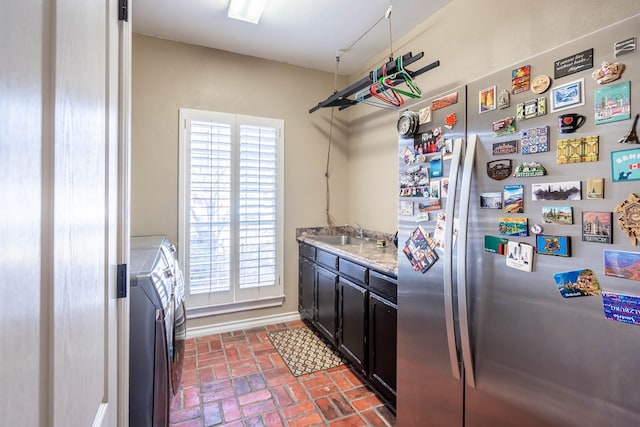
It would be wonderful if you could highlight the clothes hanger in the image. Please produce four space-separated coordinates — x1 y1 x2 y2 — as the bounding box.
380 56 422 99
355 66 404 109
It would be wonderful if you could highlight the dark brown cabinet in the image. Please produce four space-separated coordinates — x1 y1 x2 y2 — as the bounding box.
315 266 338 343
298 241 397 409
337 277 367 373
298 256 315 322
368 292 397 406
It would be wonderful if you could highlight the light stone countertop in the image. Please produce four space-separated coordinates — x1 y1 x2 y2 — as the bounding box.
296 226 398 277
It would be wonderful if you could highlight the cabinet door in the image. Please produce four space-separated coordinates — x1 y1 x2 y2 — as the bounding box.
369 293 397 406
338 277 367 374
316 266 337 344
299 256 315 322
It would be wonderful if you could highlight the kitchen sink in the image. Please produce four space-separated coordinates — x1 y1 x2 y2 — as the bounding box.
311 235 372 245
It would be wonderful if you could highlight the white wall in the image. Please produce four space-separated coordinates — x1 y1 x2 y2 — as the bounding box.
131 35 349 328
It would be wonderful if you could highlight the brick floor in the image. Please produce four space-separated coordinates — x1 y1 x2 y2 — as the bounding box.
170 320 396 427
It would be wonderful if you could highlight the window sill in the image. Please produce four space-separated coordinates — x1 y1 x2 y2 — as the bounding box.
185 295 286 319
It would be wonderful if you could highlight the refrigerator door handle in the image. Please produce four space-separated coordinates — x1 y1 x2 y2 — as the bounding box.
443 137 464 380
457 133 477 388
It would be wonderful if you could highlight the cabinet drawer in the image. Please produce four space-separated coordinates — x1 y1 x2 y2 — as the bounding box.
316 249 338 270
299 242 316 260
339 258 368 284
369 270 397 303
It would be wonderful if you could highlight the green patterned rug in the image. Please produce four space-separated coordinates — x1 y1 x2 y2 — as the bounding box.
267 327 345 376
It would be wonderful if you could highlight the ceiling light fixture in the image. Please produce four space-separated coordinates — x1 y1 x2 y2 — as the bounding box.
227 0 269 24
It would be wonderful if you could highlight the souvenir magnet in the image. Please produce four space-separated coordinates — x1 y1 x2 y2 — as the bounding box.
484 235 508 255
595 81 631 125
431 92 458 111
480 192 502 209
530 224 543 235
493 140 518 155
506 241 534 272
602 292 640 326
618 114 639 144
521 126 550 155
516 97 547 120
444 113 457 129
479 86 497 113
542 206 573 225
498 89 510 109
615 193 640 245
557 136 599 164
536 235 571 257
586 178 604 199
531 181 581 201
512 65 531 94
591 61 625 84
582 211 612 244
513 161 546 178
418 106 432 124
531 75 551 94
603 251 640 281
554 49 593 79
611 147 640 182
498 217 528 237
397 110 419 137
487 159 512 180
492 117 516 137
503 184 524 214
558 113 586 133
553 269 601 298
614 37 636 57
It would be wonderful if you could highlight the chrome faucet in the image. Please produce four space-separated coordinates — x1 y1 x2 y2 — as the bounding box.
356 223 365 238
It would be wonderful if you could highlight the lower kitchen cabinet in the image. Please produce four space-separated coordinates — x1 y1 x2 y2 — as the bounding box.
299 256 315 322
337 277 367 373
298 241 397 409
368 292 397 406
315 266 337 343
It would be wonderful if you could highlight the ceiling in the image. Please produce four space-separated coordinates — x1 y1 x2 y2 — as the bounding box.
132 0 450 76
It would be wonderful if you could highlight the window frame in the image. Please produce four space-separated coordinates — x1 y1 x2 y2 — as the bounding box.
178 108 285 317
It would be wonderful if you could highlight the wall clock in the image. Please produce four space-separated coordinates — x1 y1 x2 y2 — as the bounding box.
397 110 419 137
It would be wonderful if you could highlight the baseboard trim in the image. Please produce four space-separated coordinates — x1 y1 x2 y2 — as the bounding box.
186 311 302 338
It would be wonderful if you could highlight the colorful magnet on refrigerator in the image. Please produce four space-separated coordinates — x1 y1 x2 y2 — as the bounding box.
615 193 640 246
530 224 543 235
444 113 457 129
557 136 599 164
498 89 510 109
614 37 636 57
506 241 534 272
429 157 442 178
513 161 546 178
603 250 640 281
487 159 512 181
511 65 531 94
553 268 602 298
492 117 516 137
484 235 508 255
503 184 524 213
618 113 639 144
591 61 625 85
418 106 432 124
498 217 528 236
536 235 571 257
403 225 439 273
516 97 547 121
602 292 640 326
531 75 551 94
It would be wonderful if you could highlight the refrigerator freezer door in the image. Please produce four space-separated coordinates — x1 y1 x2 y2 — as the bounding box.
397 86 467 426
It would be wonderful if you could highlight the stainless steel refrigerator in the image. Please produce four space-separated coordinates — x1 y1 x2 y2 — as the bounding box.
397 14 640 426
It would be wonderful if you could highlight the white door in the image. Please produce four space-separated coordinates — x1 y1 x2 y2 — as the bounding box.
1 0 126 426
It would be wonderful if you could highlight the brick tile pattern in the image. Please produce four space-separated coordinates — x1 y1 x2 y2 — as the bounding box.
169 321 396 427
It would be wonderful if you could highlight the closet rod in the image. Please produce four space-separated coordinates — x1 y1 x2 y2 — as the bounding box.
309 51 427 113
